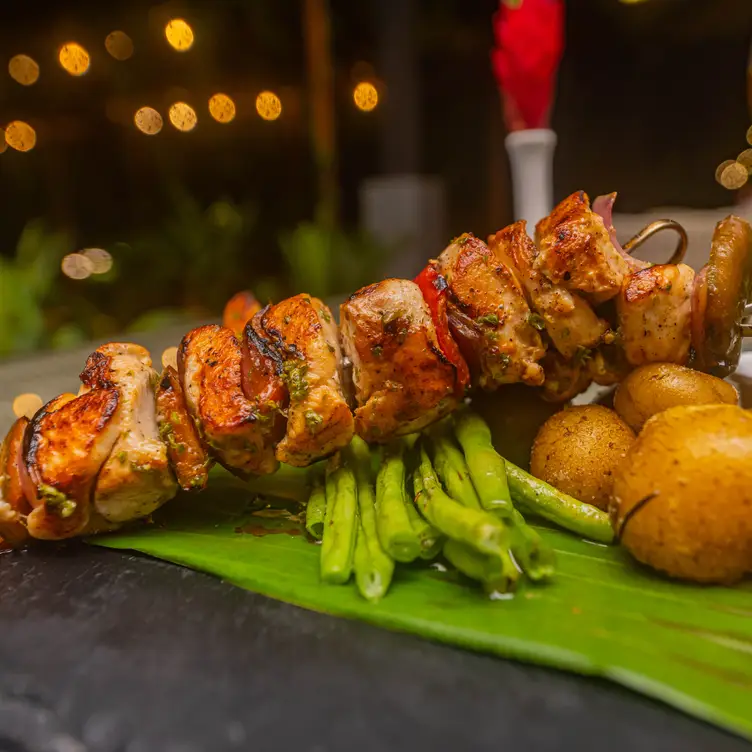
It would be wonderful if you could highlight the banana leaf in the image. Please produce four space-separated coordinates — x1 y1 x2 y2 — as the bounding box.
89 468 752 741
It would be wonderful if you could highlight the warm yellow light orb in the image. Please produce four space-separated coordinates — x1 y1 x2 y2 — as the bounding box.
8 54 40 86
169 102 198 132
82 248 113 274
353 82 378 112
134 107 163 135
255 91 282 121
12 393 43 419
5 121 36 152
59 42 91 76
165 19 194 52
105 31 134 61
61 253 94 280
161 346 178 370
209 93 236 124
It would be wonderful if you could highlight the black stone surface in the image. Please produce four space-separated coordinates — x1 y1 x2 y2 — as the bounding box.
0 545 749 752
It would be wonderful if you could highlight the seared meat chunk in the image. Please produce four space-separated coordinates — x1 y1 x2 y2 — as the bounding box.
80 343 176 523
263 295 353 466
0 417 32 546
155 365 212 491
490 221 609 358
534 190 631 304
23 391 121 539
617 264 695 367
179 325 279 476
340 279 458 442
437 234 545 389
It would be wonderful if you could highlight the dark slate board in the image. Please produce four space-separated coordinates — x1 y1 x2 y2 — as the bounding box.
0 545 749 752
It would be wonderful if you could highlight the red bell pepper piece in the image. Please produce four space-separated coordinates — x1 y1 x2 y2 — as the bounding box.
414 263 471 396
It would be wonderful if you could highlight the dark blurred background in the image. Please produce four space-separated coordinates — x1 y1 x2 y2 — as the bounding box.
0 0 751 357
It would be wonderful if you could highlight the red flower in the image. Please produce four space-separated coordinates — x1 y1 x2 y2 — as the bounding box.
491 0 565 131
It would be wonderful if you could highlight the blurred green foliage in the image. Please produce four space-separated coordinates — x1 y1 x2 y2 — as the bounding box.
0 189 387 358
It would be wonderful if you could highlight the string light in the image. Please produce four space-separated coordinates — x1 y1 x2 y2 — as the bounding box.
208 93 236 124
61 253 94 280
161 347 178 370
12 393 43 419
82 248 113 274
134 106 163 135
59 42 90 76
165 19 194 52
353 82 378 112
255 91 282 121
105 31 134 61
8 54 39 86
5 121 36 152
168 102 197 132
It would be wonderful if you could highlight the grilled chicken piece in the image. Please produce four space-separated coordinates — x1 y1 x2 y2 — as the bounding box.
437 234 545 389
156 365 212 491
262 295 353 466
80 344 177 523
179 325 280 476
617 264 695 367
490 221 609 358
539 350 593 403
23 391 121 539
0 417 32 546
241 308 288 446
534 191 631 304
340 279 458 442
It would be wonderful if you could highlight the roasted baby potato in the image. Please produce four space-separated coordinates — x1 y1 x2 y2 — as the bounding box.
613 362 737 433
611 404 752 583
530 405 635 511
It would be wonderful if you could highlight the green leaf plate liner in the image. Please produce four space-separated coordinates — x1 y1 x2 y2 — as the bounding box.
89 468 752 741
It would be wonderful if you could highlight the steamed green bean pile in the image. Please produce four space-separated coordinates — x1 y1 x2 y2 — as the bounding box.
303 410 613 602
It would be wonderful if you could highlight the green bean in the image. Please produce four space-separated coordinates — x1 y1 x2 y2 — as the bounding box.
304 468 326 540
505 461 615 544
429 422 482 510
320 454 359 584
348 437 394 601
415 445 511 559
375 439 422 562
453 410 514 516
442 539 517 596
508 508 556 581
408 472 444 560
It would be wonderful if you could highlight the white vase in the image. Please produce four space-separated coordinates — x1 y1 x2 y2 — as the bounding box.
505 128 557 231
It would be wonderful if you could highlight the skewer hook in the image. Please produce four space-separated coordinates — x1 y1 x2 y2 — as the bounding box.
622 219 688 265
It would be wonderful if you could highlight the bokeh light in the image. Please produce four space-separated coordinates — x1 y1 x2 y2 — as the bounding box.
255 91 282 121
62 253 95 280
715 159 735 184
737 149 752 171
82 248 113 274
719 162 748 191
134 106 163 135
12 393 43 419
169 102 197 132
353 81 378 112
208 93 236 124
105 31 134 61
59 42 91 76
165 19 194 52
8 54 39 86
5 121 36 152
161 346 178 370
747 125 752 147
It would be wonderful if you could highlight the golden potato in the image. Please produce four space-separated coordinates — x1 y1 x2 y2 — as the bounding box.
612 404 752 584
530 405 635 511
614 363 737 433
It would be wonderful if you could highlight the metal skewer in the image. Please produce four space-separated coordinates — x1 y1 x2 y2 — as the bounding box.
622 219 689 265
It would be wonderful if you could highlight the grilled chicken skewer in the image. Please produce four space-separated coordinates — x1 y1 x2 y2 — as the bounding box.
2 191 749 543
